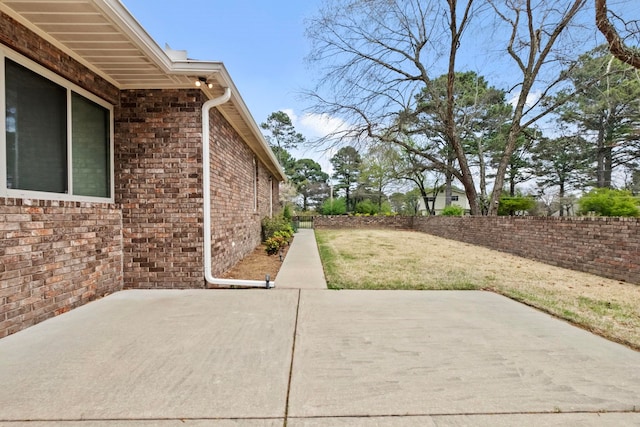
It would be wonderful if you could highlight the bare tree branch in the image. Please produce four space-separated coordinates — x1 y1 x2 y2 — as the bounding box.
596 0 640 69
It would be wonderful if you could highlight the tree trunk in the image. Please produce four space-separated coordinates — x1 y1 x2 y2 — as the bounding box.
345 187 351 211
419 189 431 216
478 139 488 214
559 181 565 217
445 1 480 216
596 144 613 188
490 125 521 215
445 154 454 207
509 173 516 197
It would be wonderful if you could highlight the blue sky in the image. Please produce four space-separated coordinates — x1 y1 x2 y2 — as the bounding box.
123 0 334 168
123 0 640 177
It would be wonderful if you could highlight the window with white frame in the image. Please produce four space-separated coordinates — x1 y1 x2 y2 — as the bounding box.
2 53 113 201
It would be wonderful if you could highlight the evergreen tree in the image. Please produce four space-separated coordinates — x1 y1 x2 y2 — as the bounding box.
330 146 362 211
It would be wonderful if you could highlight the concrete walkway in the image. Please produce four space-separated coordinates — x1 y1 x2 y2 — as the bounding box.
276 229 327 289
1 231 640 426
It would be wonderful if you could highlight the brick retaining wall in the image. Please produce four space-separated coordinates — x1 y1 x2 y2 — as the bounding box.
0 199 123 338
316 216 640 285
315 215 413 230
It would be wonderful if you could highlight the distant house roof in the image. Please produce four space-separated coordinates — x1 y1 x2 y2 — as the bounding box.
0 0 285 180
427 186 467 195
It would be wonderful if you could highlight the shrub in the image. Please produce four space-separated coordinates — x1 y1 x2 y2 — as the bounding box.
273 230 292 243
282 204 293 221
579 188 640 217
498 195 536 216
261 215 294 241
380 201 393 215
355 199 377 215
321 198 347 215
265 236 287 255
441 205 464 216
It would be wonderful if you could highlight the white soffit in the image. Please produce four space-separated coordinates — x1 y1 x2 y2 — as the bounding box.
0 0 206 88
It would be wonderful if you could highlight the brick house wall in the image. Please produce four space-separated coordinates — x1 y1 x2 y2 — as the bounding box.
208 108 279 277
315 216 640 285
1 12 283 336
0 199 122 338
0 13 123 338
116 90 281 287
116 89 206 288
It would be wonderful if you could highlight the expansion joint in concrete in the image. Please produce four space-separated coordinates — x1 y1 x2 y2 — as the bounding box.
283 289 302 426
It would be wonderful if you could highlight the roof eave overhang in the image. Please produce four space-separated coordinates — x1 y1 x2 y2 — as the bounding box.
95 0 285 180
0 0 285 181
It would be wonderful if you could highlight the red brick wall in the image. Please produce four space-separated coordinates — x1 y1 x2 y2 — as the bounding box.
315 215 413 230
315 216 640 285
413 216 640 285
116 89 206 288
0 199 123 338
208 108 277 277
116 90 280 286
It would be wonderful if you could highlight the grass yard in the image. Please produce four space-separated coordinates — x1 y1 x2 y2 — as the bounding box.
315 228 640 351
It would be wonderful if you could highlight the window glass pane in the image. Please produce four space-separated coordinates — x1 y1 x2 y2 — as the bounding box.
72 93 110 198
5 59 67 193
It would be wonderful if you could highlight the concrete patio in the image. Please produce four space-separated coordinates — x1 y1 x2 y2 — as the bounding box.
1 288 639 426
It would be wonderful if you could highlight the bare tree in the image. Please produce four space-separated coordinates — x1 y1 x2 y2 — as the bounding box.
305 0 588 215
596 0 640 69
485 0 587 214
305 0 483 211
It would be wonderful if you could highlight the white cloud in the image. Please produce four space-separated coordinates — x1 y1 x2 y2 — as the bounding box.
509 90 542 109
276 109 350 140
276 110 345 175
281 108 298 123
274 109 354 175
298 112 350 139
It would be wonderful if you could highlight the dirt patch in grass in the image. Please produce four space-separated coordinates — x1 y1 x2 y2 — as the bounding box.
220 241 290 281
316 228 640 350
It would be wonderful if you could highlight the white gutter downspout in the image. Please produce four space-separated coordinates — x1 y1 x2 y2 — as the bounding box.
202 88 274 289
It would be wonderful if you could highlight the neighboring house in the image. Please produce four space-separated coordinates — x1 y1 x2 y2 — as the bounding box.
0 0 286 338
416 187 470 215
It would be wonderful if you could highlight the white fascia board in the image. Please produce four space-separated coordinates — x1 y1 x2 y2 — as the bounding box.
93 0 175 73
95 1 226 79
